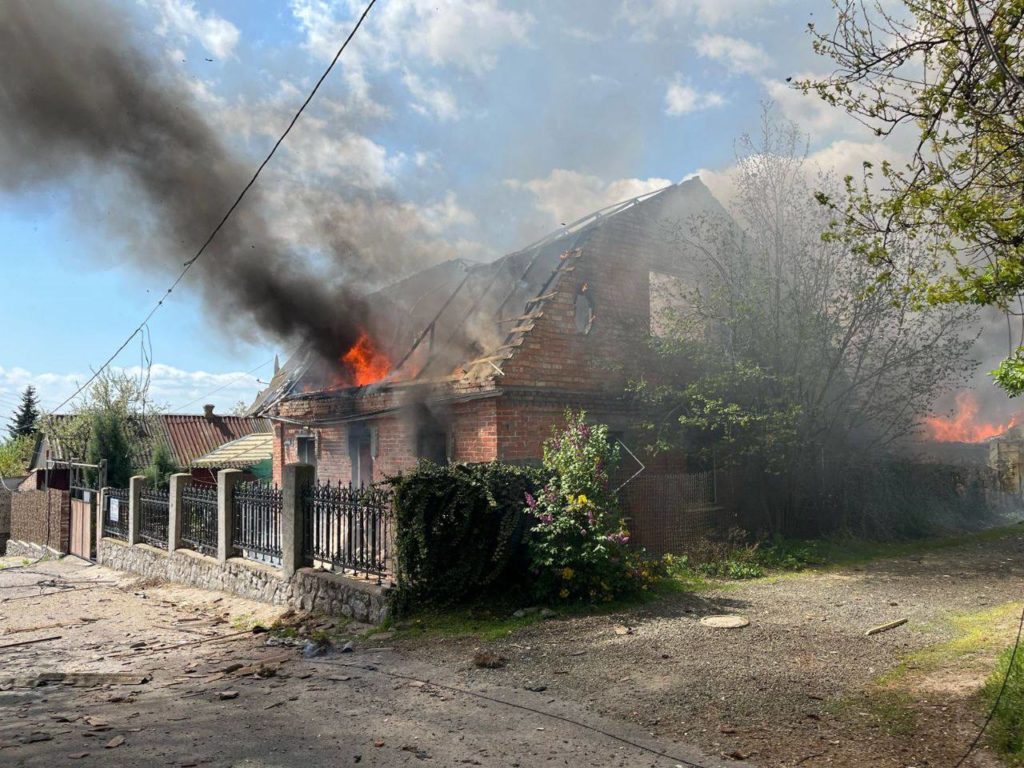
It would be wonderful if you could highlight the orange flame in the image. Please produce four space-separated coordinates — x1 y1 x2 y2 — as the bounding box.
923 392 1019 443
340 331 391 387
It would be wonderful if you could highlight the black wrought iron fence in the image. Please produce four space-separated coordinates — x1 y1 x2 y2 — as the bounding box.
139 487 170 548
181 482 218 556
302 480 392 582
103 488 129 540
232 482 282 564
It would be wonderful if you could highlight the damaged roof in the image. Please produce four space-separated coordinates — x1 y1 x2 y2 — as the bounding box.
251 176 725 410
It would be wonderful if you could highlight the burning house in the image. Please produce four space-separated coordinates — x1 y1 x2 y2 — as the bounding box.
253 178 725 538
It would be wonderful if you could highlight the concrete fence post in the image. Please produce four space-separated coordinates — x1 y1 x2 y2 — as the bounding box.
128 475 147 545
217 469 243 564
168 473 190 553
282 463 314 579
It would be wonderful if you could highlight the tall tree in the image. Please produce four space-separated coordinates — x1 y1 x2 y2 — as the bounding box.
799 0 1024 392
8 385 40 438
637 109 974 533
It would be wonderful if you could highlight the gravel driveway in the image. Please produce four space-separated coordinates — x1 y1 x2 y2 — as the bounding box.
396 528 1024 767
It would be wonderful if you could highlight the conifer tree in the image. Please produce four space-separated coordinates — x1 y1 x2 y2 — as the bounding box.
8 385 40 438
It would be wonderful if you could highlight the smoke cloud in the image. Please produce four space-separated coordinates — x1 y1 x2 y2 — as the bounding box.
0 0 447 367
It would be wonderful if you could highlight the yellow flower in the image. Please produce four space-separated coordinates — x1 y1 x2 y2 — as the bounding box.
561 567 575 580
577 494 589 505
559 588 570 599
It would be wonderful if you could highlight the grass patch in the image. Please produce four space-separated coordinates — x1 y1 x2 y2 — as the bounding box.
876 602 1023 686
392 575 708 642
230 612 256 631
982 642 1024 762
394 607 546 642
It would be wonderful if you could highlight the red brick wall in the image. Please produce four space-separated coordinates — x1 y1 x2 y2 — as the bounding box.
271 183 710 484
451 399 498 463
10 489 70 553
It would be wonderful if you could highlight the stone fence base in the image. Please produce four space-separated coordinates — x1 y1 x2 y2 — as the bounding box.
98 539 391 624
4 539 64 560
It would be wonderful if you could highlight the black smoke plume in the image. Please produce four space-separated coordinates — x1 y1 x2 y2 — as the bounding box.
0 0 430 366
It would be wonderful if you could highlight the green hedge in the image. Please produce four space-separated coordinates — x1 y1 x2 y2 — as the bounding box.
390 462 545 609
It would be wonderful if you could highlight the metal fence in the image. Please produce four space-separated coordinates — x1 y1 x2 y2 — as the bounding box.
181 482 218 556
139 487 170 548
232 482 283 564
302 480 392 582
103 488 129 540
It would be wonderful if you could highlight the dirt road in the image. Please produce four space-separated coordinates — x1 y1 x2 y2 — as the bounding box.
0 556 725 768
398 528 1024 767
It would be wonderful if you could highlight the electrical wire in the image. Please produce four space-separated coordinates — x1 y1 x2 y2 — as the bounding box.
167 359 273 413
954 600 1024 767
308 658 713 768
45 0 379 415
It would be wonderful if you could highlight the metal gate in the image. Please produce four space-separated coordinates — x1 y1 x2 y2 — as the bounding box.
56 460 106 560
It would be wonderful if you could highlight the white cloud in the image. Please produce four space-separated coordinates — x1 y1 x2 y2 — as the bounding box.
621 0 784 34
806 138 904 186
147 0 240 59
291 0 532 75
507 169 673 226
761 74 855 137
690 135 902 213
695 34 773 75
0 364 267 416
664 76 726 116
419 191 476 234
403 71 461 121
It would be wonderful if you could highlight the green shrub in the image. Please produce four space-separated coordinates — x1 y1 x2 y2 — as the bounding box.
390 461 545 609
527 411 660 602
982 642 1024 760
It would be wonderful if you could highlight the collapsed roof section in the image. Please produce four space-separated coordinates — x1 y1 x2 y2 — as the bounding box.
251 176 726 411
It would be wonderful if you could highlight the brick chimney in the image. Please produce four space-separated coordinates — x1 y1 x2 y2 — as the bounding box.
203 404 215 421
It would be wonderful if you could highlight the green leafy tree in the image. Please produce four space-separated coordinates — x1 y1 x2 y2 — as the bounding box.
799 0 1024 392
635 109 973 534
43 370 162 487
144 441 178 490
8 385 40 438
86 409 133 488
0 435 34 477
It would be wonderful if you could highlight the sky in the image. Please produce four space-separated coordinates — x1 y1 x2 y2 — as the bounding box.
0 0 973 419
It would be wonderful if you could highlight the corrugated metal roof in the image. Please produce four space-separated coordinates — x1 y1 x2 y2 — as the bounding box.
35 413 271 469
191 432 274 469
158 415 271 467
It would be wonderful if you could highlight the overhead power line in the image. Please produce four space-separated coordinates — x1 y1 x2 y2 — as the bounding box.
46 0 379 415
168 359 273 413
955 600 1024 766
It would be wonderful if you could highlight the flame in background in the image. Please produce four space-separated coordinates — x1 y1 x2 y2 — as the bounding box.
340 331 391 387
923 391 1020 443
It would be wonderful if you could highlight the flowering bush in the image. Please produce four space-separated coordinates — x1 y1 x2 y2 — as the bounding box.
526 411 656 602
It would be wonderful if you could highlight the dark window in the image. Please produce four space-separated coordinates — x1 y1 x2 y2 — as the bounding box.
297 434 316 465
417 430 448 464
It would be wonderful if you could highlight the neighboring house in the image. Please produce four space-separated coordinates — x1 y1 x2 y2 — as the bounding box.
31 405 271 486
254 179 726 510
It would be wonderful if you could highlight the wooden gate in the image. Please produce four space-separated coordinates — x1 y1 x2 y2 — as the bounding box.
70 494 94 560
55 459 105 561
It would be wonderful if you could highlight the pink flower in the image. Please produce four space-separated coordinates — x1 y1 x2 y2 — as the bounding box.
525 492 537 509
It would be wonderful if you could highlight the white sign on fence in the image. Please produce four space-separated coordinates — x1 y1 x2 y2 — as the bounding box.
109 498 120 523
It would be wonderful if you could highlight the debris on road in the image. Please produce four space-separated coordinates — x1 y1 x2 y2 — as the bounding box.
865 618 908 636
